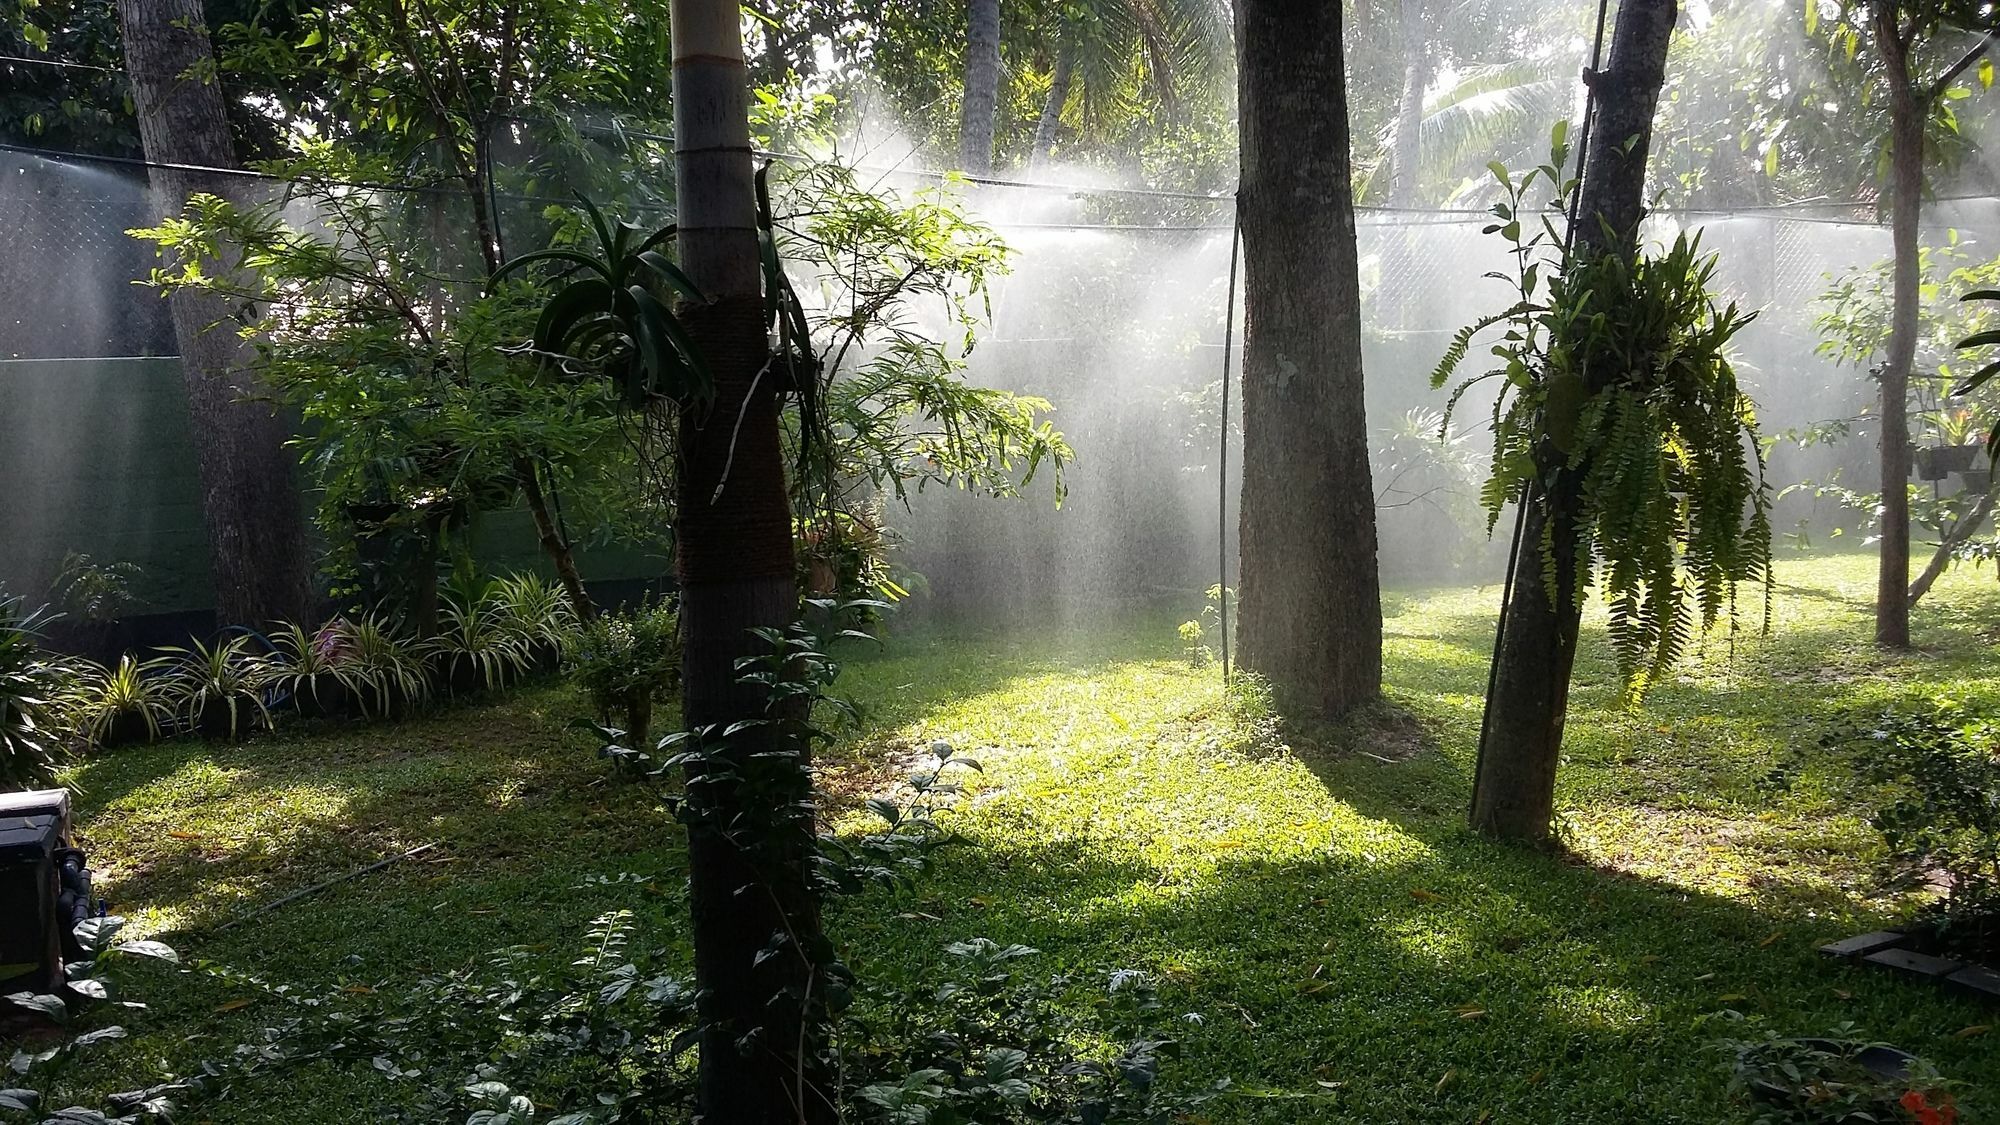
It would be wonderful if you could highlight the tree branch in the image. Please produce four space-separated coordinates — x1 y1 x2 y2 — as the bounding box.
1925 29 1998 102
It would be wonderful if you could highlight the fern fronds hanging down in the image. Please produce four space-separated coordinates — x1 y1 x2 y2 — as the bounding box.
1435 140 1771 702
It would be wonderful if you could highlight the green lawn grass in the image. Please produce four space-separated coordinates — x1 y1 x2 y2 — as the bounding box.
40 552 2000 1122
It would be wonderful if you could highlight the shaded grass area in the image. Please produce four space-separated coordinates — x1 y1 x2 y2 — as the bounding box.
42 552 2000 1121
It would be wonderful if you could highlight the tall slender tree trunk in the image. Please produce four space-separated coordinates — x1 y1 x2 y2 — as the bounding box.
1874 3 1921 649
117 0 315 627
669 1 829 1122
1389 0 1430 208
960 0 1003 173
1233 0 1382 719
1030 41 1075 170
1467 0 1676 845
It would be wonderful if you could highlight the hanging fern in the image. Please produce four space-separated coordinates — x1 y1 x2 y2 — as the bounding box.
1434 136 1772 701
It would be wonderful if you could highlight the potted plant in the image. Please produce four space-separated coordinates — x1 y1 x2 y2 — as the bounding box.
427 582 530 697
491 572 574 674
157 636 274 741
344 614 430 719
1914 409 1982 481
77 654 176 748
1725 1028 1955 1124
564 602 680 751
269 621 364 719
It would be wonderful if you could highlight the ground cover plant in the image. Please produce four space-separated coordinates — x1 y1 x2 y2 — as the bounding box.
10 553 1996 1123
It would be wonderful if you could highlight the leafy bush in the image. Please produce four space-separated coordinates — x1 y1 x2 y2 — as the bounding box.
564 603 680 750
1837 704 2000 959
1719 1020 1958 1125
0 591 71 790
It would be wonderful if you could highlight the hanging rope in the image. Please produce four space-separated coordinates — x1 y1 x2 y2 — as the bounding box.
1218 199 1243 682
1469 0 1615 807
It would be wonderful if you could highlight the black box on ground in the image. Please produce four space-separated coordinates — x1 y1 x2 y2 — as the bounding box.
0 790 72 995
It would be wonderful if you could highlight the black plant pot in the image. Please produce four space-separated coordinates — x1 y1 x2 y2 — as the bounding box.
97 709 158 749
1741 1039 1917 1122
289 677 356 721
1959 467 1992 494
193 700 258 742
1915 444 1979 480
443 653 490 697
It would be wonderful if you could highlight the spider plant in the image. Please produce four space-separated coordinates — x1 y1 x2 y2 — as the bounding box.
345 614 430 718
428 585 531 696
156 636 274 742
1 593 71 789
77 653 176 748
269 621 365 719
490 571 575 671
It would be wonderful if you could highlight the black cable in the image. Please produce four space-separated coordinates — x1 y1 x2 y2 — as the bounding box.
1218 199 1242 683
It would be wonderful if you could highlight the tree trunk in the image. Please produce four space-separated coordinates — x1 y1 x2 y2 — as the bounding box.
1467 0 1676 845
1908 481 1997 608
1030 40 1075 170
116 0 316 628
1389 0 1430 208
669 1 829 1122
1875 2 1921 649
1232 0 1383 719
960 0 1003 174
516 457 597 622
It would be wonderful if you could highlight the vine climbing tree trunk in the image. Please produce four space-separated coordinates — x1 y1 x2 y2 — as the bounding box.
669 1 829 1122
1232 0 1382 719
117 0 316 628
1874 1 1921 649
960 0 1003 173
1468 0 1676 845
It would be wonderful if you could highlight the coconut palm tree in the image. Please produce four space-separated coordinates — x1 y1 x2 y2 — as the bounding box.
1027 0 1231 167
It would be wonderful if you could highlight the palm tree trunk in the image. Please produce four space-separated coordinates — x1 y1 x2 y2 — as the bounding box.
1467 0 1676 845
669 1 828 1121
1031 41 1075 169
1233 0 1383 719
116 0 316 628
1874 1 1921 648
960 0 1003 174
1390 0 1430 208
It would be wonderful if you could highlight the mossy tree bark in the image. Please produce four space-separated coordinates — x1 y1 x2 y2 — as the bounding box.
669 0 830 1121
1467 0 1676 845
116 0 316 627
1232 0 1383 719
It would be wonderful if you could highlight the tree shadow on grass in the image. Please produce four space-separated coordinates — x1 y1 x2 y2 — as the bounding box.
864 815 2000 1124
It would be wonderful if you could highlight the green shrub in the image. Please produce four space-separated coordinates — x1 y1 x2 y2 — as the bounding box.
0 591 71 790
1836 704 2000 959
564 602 681 750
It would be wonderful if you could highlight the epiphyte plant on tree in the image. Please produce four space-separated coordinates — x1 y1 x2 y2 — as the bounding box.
1434 128 1774 701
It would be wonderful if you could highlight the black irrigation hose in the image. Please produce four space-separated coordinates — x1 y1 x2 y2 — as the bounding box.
1218 201 1243 683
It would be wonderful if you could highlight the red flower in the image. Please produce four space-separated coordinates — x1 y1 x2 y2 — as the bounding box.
1901 1088 1957 1125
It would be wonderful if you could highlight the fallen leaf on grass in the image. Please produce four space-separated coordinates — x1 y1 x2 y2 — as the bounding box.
214 999 253 1013
1758 931 1784 948
1954 1025 1990 1039
1434 1068 1457 1095
1409 888 1443 903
